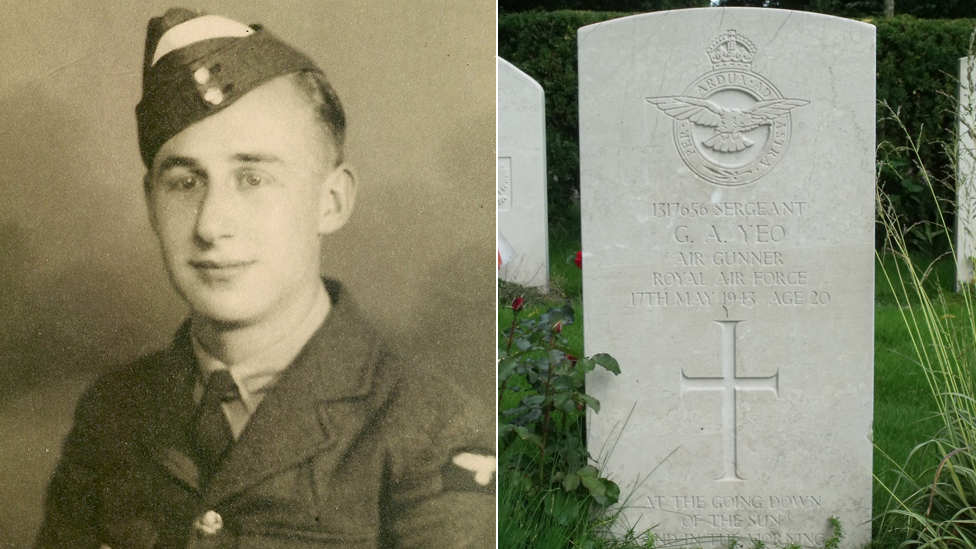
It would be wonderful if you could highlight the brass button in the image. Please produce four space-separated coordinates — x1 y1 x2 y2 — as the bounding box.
203 87 224 105
193 510 223 536
193 66 211 85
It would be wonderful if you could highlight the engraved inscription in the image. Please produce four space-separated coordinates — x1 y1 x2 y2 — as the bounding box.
643 494 828 547
498 87 541 114
629 198 831 309
646 30 809 186
497 157 512 211
680 320 779 481
655 532 827 548
650 201 807 218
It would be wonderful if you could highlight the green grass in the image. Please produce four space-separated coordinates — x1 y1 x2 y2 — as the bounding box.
499 214 962 548
499 442 599 549
872 253 948 545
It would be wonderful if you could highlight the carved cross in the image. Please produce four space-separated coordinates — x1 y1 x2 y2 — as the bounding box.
680 320 779 481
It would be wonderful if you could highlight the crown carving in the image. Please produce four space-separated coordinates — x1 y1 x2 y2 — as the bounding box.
707 30 756 70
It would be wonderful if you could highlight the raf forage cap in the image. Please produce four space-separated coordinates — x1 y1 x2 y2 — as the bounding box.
136 8 324 167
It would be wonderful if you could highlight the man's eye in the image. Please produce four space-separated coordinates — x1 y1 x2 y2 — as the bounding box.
160 174 203 192
179 177 200 190
240 172 263 187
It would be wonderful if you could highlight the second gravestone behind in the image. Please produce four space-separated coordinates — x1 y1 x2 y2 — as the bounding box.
958 55 976 288
580 9 875 547
498 57 549 289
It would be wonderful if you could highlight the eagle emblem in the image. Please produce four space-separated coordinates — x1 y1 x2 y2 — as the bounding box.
646 30 809 186
646 97 809 153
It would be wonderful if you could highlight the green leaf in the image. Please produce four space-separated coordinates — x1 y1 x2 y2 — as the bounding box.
581 474 606 499
575 356 596 374
901 177 923 192
602 478 621 506
550 304 576 326
565 450 583 472
551 375 576 392
514 426 544 449
497 357 518 385
550 344 583 361
500 406 526 417
592 353 621 375
550 362 569 377
576 465 599 478
560 398 576 414
562 472 580 491
515 338 532 352
514 408 542 426
553 392 572 413
522 394 544 407
517 318 537 329
548 349 566 364
580 393 601 413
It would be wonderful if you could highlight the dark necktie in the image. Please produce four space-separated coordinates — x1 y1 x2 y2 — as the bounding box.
195 370 240 480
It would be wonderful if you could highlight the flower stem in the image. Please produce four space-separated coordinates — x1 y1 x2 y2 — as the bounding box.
498 309 520 404
538 332 556 486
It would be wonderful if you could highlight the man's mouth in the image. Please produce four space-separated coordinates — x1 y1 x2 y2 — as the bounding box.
189 259 256 278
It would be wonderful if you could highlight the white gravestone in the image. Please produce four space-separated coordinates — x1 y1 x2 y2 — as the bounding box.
498 57 549 289
579 10 875 547
957 56 976 288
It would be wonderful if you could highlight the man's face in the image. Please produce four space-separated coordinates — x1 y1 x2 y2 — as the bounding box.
146 75 352 327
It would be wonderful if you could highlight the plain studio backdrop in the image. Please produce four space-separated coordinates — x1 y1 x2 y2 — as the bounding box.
0 1 496 544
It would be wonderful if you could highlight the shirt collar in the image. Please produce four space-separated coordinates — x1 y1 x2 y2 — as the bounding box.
191 283 331 412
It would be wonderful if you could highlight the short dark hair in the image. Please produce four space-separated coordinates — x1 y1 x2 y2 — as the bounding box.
291 70 347 166
143 70 347 194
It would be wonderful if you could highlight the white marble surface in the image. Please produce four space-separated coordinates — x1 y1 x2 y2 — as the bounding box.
579 9 875 547
957 56 976 288
498 57 549 289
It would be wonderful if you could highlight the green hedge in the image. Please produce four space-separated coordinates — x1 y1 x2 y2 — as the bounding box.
500 11 976 250
876 17 976 250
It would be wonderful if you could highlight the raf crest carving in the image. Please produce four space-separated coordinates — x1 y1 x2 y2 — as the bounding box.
647 30 809 186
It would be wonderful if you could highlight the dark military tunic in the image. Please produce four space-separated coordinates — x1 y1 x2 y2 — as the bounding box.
36 281 494 548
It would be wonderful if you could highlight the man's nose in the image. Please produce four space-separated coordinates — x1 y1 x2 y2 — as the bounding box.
194 183 239 245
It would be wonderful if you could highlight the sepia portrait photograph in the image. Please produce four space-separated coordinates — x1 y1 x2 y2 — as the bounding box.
0 1 496 547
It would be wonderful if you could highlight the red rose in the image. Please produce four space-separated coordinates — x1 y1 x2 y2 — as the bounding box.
553 321 563 334
511 296 525 312
574 251 583 269
567 354 579 366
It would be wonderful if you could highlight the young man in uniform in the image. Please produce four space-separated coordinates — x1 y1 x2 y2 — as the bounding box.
35 9 494 548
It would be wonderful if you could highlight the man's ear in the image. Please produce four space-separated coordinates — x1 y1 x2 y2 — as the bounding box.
318 163 357 235
144 172 160 237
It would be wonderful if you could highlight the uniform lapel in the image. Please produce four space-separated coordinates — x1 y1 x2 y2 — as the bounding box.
204 284 383 507
137 322 203 493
